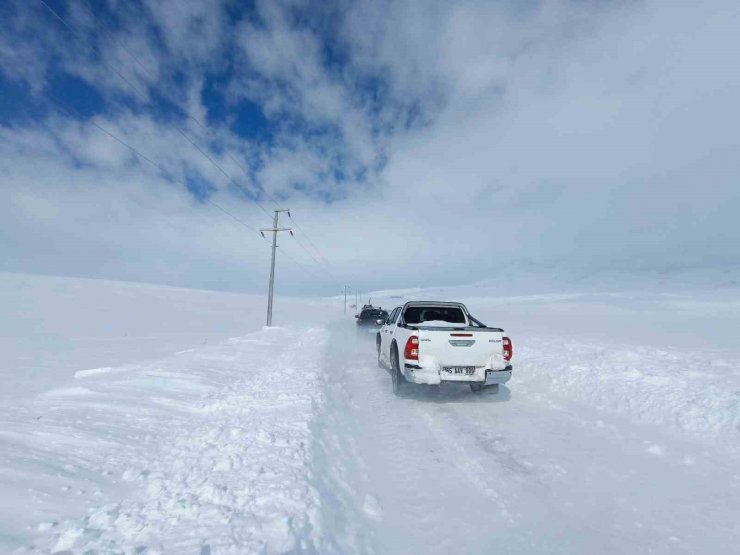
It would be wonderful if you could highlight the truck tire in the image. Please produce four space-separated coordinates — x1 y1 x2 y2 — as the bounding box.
376 335 384 369
391 345 408 397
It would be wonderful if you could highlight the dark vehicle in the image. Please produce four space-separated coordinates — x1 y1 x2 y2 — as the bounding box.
355 306 389 335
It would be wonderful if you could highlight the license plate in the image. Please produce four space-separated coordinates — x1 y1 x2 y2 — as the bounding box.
444 366 476 375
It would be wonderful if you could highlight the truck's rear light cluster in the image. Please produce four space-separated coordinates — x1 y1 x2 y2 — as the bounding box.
404 336 419 361
503 337 513 362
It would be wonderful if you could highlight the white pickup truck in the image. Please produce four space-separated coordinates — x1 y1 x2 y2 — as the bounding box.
376 301 512 395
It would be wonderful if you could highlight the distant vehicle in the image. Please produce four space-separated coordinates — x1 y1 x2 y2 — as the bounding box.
355 306 389 334
376 301 512 395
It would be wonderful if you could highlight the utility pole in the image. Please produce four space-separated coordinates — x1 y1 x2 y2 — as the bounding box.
261 209 292 326
344 285 349 315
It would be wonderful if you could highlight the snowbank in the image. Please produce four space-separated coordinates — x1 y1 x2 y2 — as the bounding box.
515 337 740 449
0 272 326 400
1 327 347 553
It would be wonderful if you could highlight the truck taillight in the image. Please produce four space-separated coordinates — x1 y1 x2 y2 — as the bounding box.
503 337 513 362
404 336 419 361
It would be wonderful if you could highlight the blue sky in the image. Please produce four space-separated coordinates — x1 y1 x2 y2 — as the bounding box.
1 0 739 293
0 0 384 201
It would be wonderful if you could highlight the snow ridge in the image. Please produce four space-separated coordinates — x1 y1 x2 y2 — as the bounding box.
12 327 349 553
517 337 740 450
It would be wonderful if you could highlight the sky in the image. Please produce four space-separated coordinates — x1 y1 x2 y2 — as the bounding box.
1 0 739 295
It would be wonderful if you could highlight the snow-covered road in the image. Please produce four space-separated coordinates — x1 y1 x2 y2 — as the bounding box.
3 285 740 553
326 324 740 554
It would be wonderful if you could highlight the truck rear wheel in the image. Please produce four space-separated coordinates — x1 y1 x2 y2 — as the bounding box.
377 335 384 368
391 346 408 397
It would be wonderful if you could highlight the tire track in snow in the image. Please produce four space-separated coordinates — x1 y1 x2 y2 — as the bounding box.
346 369 475 554
331 323 740 555
325 326 527 554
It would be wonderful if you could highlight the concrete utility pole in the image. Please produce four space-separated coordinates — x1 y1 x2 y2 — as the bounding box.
344 285 349 315
261 209 292 326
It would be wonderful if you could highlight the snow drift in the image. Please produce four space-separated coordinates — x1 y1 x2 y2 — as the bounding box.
1 272 739 553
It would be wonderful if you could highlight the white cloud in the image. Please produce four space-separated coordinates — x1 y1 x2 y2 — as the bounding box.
2 0 740 293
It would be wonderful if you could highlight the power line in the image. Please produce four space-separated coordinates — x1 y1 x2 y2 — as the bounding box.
45 95 329 285
35 0 339 283
72 0 340 276
219 151 335 271
39 0 151 103
174 126 274 220
47 95 262 236
278 245 325 280
37 0 277 218
49 94 332 284
70 0 291 223
291 232 324 266
75 0 283 222
287 213 332 264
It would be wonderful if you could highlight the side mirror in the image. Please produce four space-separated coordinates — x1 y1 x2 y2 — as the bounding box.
354 314 359 318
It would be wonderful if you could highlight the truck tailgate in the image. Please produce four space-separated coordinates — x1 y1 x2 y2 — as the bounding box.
416 327 507 370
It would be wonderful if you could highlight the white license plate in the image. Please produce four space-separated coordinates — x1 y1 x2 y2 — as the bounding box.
444 366 476 375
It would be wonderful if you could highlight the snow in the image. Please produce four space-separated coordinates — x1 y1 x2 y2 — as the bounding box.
515 337 740 448
325 322 740 554
0 272 325 399
1 272 740 553
412 320 464 327
368 282 740 448
64 327 323 553
4 325 339 553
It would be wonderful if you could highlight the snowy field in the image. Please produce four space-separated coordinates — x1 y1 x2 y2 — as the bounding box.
1 272 739 553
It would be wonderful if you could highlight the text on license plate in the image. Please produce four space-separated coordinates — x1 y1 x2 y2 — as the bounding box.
444 366 476 375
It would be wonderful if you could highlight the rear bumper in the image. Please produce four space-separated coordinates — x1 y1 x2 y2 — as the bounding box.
483 368 512 385
403 364 512 385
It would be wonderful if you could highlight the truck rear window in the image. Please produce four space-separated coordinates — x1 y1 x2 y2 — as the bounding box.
403 306 466 325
